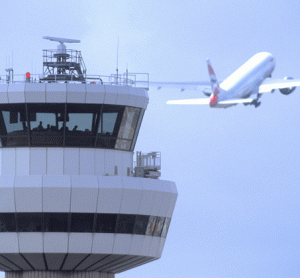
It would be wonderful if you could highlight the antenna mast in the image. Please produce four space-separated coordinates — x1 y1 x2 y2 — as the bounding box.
116 37 119 84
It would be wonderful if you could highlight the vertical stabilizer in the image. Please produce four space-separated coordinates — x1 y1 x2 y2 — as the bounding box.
206 59 219 95
206 59 220 107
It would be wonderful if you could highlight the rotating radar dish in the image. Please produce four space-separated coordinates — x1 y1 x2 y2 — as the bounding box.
42 36 80 44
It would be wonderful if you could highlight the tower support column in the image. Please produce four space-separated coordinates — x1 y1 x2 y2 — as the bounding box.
6 271 115 278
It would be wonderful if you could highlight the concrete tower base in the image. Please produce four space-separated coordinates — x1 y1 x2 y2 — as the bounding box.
6 271 115 278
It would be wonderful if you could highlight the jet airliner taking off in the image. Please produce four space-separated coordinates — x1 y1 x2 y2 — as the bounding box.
161 52 300 108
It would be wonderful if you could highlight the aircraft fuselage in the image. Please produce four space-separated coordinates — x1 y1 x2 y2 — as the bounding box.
210 52 275 107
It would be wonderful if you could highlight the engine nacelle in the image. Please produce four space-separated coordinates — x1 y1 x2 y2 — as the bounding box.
203 87 211 97
279 77 296 95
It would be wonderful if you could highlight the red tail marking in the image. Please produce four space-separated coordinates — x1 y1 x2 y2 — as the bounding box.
209 95 218 107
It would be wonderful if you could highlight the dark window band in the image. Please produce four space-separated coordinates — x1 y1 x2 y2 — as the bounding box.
0 104 144 151
0 213 171 237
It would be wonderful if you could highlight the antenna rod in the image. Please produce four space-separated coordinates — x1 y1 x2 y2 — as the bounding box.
116 37 119 84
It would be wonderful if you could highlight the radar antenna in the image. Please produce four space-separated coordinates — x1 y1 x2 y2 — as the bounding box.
41 36 86 82
43 36 80 54
43 36 81 44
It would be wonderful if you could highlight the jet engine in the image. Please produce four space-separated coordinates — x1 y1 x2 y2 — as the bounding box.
279 77 296 95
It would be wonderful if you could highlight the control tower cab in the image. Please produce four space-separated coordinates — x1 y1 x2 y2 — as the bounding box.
0 37 177 278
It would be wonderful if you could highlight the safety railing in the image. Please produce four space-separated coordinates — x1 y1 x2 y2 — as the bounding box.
0 72 149 89
133 151 161 179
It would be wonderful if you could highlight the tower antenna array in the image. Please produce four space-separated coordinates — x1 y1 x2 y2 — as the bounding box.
41 36 86 81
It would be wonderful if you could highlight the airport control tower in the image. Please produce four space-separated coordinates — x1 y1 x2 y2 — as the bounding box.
0 37 177 278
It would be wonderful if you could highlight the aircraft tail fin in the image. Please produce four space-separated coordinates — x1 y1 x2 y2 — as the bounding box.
206 59 220 96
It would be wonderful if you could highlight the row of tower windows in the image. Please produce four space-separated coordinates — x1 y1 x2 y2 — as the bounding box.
0 213 171 237
0 104 144 151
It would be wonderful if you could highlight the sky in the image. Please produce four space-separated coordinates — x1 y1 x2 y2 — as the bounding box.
1 0 300 277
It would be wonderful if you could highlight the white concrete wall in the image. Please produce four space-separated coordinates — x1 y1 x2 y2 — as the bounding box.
1 148 133 176
0 176 177 259
3 83 149 109
0 175 177 217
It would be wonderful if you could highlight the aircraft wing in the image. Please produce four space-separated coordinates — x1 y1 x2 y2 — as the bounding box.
259 78 300 93
150 81 210 91
167 98 210 105
167 98 254 108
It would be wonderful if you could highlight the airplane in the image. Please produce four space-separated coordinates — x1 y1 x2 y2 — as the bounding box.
154 52 300 108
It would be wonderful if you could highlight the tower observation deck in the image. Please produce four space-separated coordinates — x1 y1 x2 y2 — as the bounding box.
0 37 177 278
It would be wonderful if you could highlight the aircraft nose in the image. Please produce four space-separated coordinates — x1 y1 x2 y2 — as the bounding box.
209 95 218 107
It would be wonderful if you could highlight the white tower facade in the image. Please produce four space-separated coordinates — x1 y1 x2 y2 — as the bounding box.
0 38 177 278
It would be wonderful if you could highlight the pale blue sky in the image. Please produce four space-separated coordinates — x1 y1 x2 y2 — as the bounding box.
1 1 300 277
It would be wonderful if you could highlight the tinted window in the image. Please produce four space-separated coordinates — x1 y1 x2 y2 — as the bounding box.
118 107 140 140
71 213 94 232
96 105 124 149
44 213 68 232
0 104 141 150
115 139 132 150
115 214 135 234
28 103 65 146
0 213 169 237
133 215 149 235
130 109 145 151
153 217 165 237
65 104 101 147
0 213 16 232
0 104 29 147
161 218 171 238
95 214 117 233
17 213 43 232
145 216 157 236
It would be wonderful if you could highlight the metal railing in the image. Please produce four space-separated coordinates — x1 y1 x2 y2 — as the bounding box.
0 72 149 89
134 151 161 179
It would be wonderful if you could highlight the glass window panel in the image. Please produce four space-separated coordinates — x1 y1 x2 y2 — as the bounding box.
0 213 16 232
115 139 131 151
65 104 100 147
153 217 165 237
29 104 65 131
102 112 118 134
130 109 145 151
118 107 140 140
44 213 68 232
0 104 29 147
95 214 117 233
115 214 135 234
71 213 94 233
17 213 43 232
133 215 149 235
161 218 171 238
67 112 93 132
28 104 65 147
96 105 124 149
145 216 157 236
98 105 124 136
96 137 116 149
65 135 96 147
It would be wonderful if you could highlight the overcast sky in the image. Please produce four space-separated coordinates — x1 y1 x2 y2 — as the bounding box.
1 1 300 277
